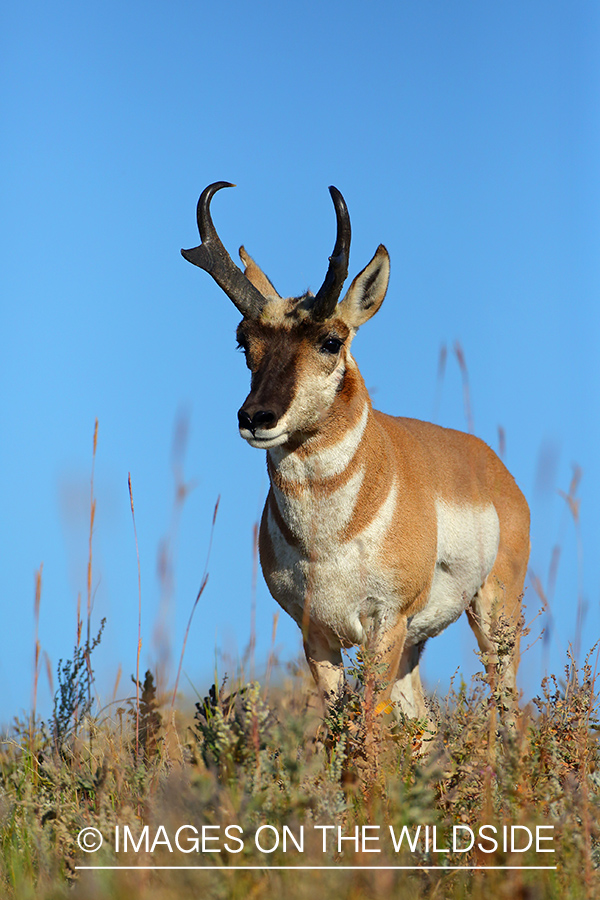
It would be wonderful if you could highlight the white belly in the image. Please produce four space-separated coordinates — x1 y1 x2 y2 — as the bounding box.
265 472 500 652
406 499 500 646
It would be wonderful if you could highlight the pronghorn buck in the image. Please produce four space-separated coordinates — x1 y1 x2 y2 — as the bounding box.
182 182 530 724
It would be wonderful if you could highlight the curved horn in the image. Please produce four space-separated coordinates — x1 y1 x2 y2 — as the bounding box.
181 182 266 319
309 186 351 321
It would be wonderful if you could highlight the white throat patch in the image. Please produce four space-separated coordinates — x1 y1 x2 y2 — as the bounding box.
269 403 369 483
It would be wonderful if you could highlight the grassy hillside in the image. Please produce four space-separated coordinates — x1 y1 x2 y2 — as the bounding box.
2 424 596 898
1 634 598 900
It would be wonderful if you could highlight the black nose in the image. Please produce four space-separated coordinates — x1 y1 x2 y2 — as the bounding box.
238 409 277 432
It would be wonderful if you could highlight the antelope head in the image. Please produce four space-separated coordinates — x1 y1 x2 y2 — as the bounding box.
182 182 390 450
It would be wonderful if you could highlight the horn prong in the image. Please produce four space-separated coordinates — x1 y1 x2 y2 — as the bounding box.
182 182 266 319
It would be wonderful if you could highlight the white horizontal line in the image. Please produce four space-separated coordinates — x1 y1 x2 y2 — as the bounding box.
75 865 557 871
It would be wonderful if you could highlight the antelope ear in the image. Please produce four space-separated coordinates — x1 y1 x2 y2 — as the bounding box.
239 246 282 302
337 245 390 328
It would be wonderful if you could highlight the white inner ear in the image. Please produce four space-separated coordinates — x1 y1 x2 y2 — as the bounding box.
338 245 390 329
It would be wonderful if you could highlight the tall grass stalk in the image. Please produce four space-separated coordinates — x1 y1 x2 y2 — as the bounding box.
85 420 98 710
128 473 143 762
153 409 195 694
559 465 585 658
264 612 280 697
431 341 447 423
170 496 220 715
29 564 43 783
246 522 260 680
453 340 474 434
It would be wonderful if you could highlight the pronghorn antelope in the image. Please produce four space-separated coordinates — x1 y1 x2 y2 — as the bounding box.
182 182 530 723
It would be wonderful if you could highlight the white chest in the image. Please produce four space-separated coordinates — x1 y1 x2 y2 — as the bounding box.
265 469 399 647
264 422 501 654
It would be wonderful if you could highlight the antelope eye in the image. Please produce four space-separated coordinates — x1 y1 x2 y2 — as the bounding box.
320 336 343 354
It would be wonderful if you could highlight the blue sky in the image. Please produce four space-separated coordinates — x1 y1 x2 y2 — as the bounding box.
1 0 598 725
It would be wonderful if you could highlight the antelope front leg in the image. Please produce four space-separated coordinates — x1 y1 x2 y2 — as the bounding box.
303 633 344 713
374 617 435 743
369 614 408 713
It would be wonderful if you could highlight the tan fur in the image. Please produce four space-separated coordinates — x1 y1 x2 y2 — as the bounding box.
257 347 529 723
187 187 530 727
250 304 529 724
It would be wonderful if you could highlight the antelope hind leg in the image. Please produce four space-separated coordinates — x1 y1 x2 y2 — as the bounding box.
389 641 428 718
466 572 524 722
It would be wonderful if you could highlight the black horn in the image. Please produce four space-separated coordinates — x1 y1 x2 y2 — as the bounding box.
181 182 266 319
309 186 351 321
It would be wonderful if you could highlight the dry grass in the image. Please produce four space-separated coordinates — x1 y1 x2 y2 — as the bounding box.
2 420 598 900
1 637 599 900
